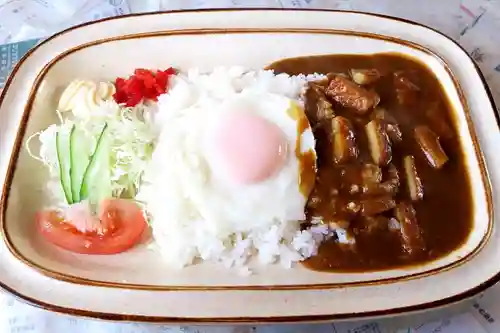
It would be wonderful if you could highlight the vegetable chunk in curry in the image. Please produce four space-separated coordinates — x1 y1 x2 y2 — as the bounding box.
268 53 473 272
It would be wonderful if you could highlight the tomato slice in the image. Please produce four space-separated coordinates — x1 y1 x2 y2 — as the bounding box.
36 199 147 255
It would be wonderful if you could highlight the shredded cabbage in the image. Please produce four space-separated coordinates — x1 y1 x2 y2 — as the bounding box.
27 99 159 201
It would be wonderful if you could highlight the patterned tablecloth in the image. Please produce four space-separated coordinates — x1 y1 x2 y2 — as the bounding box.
0 1 499 332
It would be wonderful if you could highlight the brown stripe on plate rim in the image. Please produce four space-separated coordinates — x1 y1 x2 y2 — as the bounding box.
0 9 497 322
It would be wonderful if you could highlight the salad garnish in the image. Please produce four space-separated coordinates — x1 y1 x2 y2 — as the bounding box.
26 68 173 255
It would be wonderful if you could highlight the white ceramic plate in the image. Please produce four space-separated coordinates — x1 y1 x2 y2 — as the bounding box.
0 9 499 323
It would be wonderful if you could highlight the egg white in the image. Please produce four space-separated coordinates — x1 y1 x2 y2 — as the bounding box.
202 91 316 229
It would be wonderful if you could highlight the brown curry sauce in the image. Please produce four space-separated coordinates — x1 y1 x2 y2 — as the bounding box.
267 53 473 272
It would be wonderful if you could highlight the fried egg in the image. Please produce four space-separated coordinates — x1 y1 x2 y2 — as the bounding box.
201 91 316 228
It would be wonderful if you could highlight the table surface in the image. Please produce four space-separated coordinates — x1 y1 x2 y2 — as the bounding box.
0 1 500 332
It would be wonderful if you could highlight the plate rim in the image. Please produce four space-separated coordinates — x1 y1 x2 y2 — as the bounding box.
0 8 498 323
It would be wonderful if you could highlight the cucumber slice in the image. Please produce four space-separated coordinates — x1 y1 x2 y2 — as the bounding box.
79 123 112 205
56 125 74 204
70 127 91 203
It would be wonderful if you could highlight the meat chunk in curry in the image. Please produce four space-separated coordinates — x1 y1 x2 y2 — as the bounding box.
325 74 380 114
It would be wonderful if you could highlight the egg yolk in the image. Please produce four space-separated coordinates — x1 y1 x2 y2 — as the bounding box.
213 112 288 184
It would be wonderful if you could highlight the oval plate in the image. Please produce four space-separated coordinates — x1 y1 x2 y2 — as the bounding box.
0 9 499 323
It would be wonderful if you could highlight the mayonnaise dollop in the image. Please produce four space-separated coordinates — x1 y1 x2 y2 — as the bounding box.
58 79 115 117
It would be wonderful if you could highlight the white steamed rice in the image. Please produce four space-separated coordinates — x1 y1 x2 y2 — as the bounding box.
137 67 327 273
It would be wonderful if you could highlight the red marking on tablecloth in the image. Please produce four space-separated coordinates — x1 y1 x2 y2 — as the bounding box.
460 4 476 18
